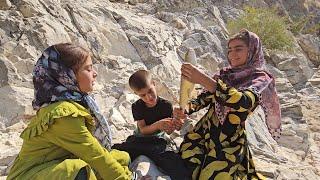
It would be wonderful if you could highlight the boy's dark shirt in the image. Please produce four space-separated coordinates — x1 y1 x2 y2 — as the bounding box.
113 97 190 179
132 96 173 126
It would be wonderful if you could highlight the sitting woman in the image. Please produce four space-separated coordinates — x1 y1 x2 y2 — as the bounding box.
174 29 281 179
7 43 135 180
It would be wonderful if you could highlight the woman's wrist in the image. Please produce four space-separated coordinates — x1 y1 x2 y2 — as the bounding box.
200 74 216 93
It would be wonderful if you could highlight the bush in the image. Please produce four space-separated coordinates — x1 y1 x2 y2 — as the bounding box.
227 6 295 51
290 15 320 35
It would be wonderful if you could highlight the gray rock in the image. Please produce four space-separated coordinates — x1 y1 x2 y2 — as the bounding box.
298 34 320 66
0 0 11 10
0 0 319 178
0 85 34 127
170 18 186 29
308 68 320 88
271 52 314 88
155 12 175 23
16 0 46 18
0 56 21 88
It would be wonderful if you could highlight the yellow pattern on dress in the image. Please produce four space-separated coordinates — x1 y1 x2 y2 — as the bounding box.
226 88 242 103
199 161 228 179
228 114 241 124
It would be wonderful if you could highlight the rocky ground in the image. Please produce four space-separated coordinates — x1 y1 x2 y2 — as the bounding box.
0 0 319 179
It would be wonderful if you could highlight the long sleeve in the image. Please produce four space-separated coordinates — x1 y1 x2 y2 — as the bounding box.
46 116 132 180
186 91 215 115
215 79 257 113
215 80 258 136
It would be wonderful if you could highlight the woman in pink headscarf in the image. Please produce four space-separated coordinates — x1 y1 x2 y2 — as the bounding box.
174 29 281 179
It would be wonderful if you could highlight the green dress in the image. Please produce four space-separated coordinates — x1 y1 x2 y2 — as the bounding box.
7 101 132 180
180 79 266 180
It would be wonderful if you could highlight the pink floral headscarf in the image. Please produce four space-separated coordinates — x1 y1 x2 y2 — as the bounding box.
214 29 281 140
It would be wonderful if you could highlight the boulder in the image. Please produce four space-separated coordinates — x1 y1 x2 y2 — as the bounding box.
0 0 11 10
270 53 314 88
0 56 21 88
16 0 46 18
0 86 34 127
298 34 320 66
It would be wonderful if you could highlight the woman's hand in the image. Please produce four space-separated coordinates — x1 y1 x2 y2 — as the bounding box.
181 63 217 93
181 63 206 84
172 118 184 130
173 107 187 130
173 107 187 120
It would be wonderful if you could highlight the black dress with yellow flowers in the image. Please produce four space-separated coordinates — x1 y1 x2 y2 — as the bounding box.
180 79 266 180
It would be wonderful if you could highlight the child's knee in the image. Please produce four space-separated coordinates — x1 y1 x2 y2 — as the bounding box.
110 149 131 166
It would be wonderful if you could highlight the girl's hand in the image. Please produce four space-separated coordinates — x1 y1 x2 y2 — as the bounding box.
181 63 206 84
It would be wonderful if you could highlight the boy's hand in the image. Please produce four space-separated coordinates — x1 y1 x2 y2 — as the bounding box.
156 118 175 134
173 118 184 131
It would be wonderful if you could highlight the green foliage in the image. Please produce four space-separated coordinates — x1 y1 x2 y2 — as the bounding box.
305 23 320 35
227 6 295 51
290 15 320 35
290 16 312 34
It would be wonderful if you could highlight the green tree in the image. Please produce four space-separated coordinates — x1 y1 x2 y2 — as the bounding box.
227 6 295 51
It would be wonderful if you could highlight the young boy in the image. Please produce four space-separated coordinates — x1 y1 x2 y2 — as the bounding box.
112 70 189 180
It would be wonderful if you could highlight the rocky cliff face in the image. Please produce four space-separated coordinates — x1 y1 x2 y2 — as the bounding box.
0 0 319 179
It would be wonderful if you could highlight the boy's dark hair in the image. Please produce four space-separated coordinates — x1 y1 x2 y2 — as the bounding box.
129 70 152 91
228 29 250 47
54 43 90 73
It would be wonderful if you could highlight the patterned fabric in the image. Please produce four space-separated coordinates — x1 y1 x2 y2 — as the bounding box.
32 46 82 109
84 96 112 150
32 45 112 149
180 80 266 180
213 30 281 140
